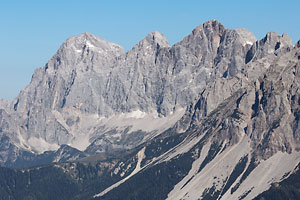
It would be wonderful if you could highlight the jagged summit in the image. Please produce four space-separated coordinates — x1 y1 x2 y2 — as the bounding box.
0 18 299 200
67 32 98 41
0 20 299 171
243 30 293 64
264 31 292 45
44 32 124 73
235 28 257 45
64 32 123 50
1 19 300 199
130 30 170 53
144 31 170 48
59 32 124 57
191 20 224 34
196 19 223 28
262 31 292 47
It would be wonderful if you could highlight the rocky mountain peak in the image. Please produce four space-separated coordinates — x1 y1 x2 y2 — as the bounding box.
45 32 124 73
130 31 170 54
263 31 292 48
178 20 225 49
124 31 170 68
235 28 257 46
1 20 299 178
144 31 170 48
245 31 293 64
63 32 124 53
1 20 300 200
172 20 225 68
191 20 224 36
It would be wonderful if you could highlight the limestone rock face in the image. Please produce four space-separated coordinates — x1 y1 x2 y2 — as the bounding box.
90 44 300 199
0 99 8 110
177 38 300 157
0 20 296 168
245 32 292 64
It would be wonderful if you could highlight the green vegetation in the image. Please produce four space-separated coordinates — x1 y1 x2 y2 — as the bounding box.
0 161 124 200
96 151 195 200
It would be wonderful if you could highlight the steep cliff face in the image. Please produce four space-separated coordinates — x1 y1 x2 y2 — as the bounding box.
175 28 293 132
93 43 300 200
0 20 299 199
0 20 295 169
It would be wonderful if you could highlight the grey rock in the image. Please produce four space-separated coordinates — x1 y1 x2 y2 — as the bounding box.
245 32 292 64
181 41 300 157
235 28 257 46
296 39 300 48
0 99 8 110
0 20 296 168
91 44 300 198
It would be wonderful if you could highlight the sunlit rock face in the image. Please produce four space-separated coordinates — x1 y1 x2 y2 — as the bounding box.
0 20 296 170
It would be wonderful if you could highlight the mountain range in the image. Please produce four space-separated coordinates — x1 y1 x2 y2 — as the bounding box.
0 20 299 199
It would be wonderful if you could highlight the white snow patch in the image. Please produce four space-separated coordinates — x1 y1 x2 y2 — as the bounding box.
245 41 253 45
94 147 146 198
86 40 96 48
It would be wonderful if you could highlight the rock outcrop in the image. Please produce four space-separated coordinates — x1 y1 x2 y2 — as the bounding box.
0 20 295 168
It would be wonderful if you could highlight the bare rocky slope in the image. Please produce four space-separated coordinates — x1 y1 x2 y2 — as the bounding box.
0 19 299 199
0 20 268 166
90 39 300 199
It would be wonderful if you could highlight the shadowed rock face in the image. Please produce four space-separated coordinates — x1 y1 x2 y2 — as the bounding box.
297 39 300 48
0 20 296 168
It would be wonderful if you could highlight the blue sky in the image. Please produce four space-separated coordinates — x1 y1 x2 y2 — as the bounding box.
0 0 299 100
